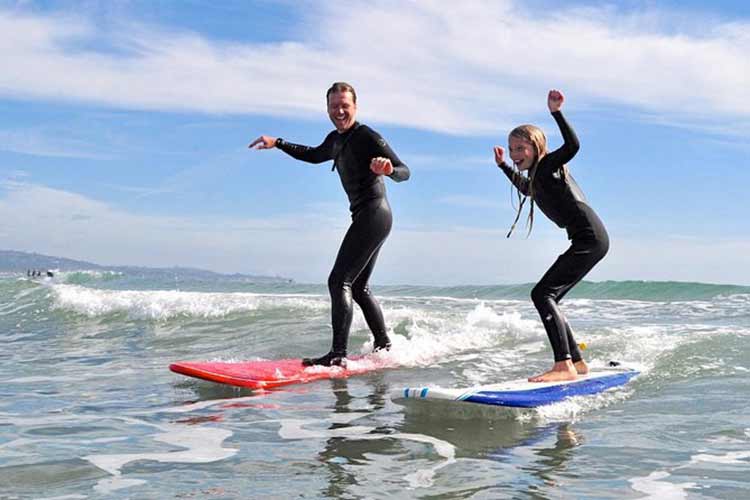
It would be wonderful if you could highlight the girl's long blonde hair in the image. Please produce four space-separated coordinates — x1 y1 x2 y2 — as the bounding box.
506 124 548 238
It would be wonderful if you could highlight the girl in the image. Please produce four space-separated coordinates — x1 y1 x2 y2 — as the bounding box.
494 89 609 382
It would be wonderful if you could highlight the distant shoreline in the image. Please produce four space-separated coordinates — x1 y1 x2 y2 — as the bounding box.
0 249 292 284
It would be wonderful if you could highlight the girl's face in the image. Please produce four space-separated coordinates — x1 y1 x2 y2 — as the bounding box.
508 135 536 171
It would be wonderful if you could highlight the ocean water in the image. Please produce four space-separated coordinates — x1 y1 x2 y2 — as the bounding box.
1 270 749 499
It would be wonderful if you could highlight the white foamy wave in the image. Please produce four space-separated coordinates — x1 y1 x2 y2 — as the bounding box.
529 385 637 423
354 302 542 369
465 302 539 340
579 324 690 377
690 450 750 465
628 446 750 499
86 421 235 494
49 284 328 320
629 470 697 499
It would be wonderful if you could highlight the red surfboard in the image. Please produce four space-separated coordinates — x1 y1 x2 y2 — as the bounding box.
169 355 390 389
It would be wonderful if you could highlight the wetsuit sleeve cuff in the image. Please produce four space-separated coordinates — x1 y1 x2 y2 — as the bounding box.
275 138 284 148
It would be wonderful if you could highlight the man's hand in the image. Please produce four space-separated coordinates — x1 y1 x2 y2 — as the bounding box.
370 157 394 176
248 135 278 149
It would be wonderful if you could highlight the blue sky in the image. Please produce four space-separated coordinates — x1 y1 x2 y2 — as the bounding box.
0 0 748 285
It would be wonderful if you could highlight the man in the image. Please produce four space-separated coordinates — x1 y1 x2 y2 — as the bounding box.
249 82 410 366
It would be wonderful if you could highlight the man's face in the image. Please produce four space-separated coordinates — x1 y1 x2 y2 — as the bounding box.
327 91 357 132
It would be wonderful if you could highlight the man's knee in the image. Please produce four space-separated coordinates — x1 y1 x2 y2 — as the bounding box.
328 272 349 294
351 283 371 304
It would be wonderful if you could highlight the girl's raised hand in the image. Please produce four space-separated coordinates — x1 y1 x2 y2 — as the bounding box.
494 146 506 166
248 135 277 149
548 89 565 112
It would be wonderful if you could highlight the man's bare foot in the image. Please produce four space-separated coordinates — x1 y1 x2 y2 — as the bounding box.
529 360 578 382
574 359 589 375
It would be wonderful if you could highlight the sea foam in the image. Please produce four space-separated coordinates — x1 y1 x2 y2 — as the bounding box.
49 284 328 320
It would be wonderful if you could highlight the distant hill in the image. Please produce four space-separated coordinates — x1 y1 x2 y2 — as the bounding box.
0 250 104 272
0 249 292 283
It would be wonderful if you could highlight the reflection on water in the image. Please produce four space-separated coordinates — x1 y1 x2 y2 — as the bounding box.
296 375 587 498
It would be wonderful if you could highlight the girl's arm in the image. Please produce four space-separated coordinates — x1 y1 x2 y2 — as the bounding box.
494 146 530 195
545 89 580 165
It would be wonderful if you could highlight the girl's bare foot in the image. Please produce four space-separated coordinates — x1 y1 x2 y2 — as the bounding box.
574 359 589 375
528 360 578 382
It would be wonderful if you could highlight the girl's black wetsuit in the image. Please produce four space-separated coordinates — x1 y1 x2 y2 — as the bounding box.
499 111 609 362
276 122 410 365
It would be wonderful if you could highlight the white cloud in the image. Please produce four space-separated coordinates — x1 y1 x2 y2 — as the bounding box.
0 2 747 135
0 129 112 159
98 183 176 198
2 182 749 285
0 182 346 279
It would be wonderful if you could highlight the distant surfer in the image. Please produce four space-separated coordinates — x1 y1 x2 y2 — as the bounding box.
249 82 410 366
493 90 609 382
26 269 53 278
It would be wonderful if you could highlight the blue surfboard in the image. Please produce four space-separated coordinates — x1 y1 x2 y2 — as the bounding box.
392 367 639 408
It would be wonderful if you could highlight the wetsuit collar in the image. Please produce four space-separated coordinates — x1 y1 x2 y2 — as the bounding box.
331 122 361 171
337 121 360 135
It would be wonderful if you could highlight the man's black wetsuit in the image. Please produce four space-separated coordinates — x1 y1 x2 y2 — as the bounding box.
276 122 410 366
499 111 609 363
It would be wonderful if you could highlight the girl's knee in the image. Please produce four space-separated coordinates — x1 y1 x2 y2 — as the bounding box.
595 231 610 257
531 284 550 306
594 238 609 261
